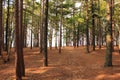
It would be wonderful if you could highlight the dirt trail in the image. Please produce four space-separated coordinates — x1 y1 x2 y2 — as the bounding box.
0 47 120 80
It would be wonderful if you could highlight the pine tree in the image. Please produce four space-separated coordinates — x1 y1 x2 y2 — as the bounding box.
15 0 25 79
91 0 96 51
104 0 113 67
86 0 90 53
0 0 3 56
43 0 49 66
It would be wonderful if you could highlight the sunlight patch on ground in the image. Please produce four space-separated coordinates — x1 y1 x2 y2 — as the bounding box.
95 74 105 79
95 73 120 80
26 68 47 74
113 52 120 55
26 67 55 74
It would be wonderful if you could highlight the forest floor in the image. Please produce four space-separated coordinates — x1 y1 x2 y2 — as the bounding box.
0 46 120 80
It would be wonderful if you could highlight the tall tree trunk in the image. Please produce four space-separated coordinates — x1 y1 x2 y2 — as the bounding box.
55 30 58 49
66 28 68 46
73 8 76 48
5 0 10 52
0 0 3 56
86 0 90 53
73 25 76 48
2 0 5 52
31 0 35 49
40 0 44 53
30 30 33 49
19 0 25 76
77 24 80 47
5 0 13 62
104 0 113 67
59 1 63 53
15 0 22 79
35 34 39 47
43 0 49 66
15 0 25 79
68 29 71 46
92 0 96 51
23 5 27 48
98 0 102 49
111 0 114 51
81 32 84 46
49 27 53 50
55 2 58 49
6 15 12 62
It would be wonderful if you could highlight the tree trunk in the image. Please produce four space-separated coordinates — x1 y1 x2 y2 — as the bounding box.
66 29 68 46
104 0 113 67
98 0 102 49
59 1 63 53
55 3 58 49
35 34 39 47
49 27 53 50
6 15 12 62
23 5 27 48
31 0 35 49
111 0 114 51
19 0 25 76
86 0 90 53
73 26 76 48
77 24 80 47
15 0 22 79
40 0 44 53
55 30 58 49
92 0 96 51
82 33 84 46
43 0 49 66
30 30 33 49
0 0 3 56
5 0 10 52
15 0 25 79
73 8 76 48
68 29 71 46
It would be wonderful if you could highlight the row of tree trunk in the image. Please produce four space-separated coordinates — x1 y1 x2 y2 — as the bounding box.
85 0 114 67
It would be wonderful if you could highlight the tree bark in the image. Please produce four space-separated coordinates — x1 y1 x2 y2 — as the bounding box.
23 6 27 48
31 0 35 49
15 0 22 79
15 0 25 79
77 24 80 47
49 27 53 50
5 0 10 52
19 0 25 76
59 1 63 53
73 7 76 48
55 30 58 49
43 0 49 66
92 0 96 51
40 0 44 53
30 30 33 49
111 0 114 51
86 0 90 53
104 0 113 67
98 0 102 49
0 0 3 56
55 3 58 49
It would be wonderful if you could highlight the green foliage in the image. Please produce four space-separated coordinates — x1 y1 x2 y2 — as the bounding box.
78 18 84 23
2 0 120 46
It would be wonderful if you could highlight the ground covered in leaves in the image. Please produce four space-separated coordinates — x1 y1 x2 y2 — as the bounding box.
0 46 120 80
